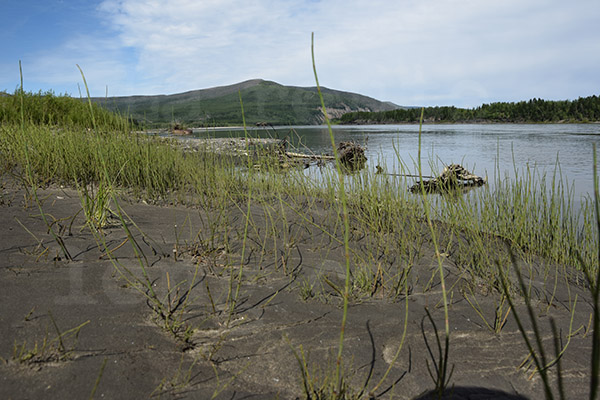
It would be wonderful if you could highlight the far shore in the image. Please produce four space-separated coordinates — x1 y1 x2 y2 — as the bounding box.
142 120 600 133
335 119 600 126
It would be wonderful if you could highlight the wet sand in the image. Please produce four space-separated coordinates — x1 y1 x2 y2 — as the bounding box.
0 177 595 399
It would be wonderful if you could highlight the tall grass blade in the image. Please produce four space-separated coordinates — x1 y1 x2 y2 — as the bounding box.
312 32 352 397
416 107 452 397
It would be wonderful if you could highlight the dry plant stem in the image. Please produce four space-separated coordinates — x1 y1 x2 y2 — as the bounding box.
99 237 129 259
89 357 108 400
312 32 352 396
14 216 46 251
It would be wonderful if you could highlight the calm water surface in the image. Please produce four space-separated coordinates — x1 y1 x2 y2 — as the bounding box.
194 124 600 206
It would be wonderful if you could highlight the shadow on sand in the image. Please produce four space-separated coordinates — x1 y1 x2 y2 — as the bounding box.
414 386 529 400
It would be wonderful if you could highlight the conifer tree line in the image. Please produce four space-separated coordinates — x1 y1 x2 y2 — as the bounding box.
338 95 600 124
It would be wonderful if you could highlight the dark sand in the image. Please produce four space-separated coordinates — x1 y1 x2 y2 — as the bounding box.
0 178 596 399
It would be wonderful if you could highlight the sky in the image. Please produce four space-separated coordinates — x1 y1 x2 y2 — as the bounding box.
1 0 599 108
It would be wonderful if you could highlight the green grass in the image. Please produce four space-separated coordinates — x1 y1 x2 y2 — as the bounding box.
0 89 130 129
5 313 89 365
3 89 596 290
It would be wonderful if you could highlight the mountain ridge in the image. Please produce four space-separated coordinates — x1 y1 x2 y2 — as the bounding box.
90 79 401 126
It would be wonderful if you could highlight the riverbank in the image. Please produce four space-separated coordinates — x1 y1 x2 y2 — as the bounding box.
336 119 600 125
0 173 596 399
2 102 599 398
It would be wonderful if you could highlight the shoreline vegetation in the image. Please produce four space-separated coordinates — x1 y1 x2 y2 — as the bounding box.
337 95 600 125
1 85 600 398
3 89 600 128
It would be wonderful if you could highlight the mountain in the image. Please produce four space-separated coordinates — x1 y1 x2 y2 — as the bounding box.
89 79 399 126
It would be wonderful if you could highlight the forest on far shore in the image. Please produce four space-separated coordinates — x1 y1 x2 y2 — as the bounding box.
337 95 600 124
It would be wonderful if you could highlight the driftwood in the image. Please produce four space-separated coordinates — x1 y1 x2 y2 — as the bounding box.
285 151 335 160
171 123 193 136
409 164 486 193
172 129 193 136
175 136 365 171
285 141 366 171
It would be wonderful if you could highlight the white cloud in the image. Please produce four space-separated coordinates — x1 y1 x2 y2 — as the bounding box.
4 0 599 106
98 0 324 94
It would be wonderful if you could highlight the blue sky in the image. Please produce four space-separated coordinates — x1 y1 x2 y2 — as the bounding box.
1 0 599 108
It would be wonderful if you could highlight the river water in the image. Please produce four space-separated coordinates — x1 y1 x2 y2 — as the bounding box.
194 123 600 208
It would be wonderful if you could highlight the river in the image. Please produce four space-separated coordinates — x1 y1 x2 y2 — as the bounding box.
193 123 600 209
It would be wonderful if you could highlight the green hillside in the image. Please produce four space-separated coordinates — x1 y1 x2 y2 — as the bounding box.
90 79 398 127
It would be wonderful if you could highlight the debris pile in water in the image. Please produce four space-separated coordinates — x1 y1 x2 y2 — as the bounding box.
337 141 367 172
409 164 485 193
171 123 193 136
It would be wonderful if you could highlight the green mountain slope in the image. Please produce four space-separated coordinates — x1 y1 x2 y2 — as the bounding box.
90 79 398 126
